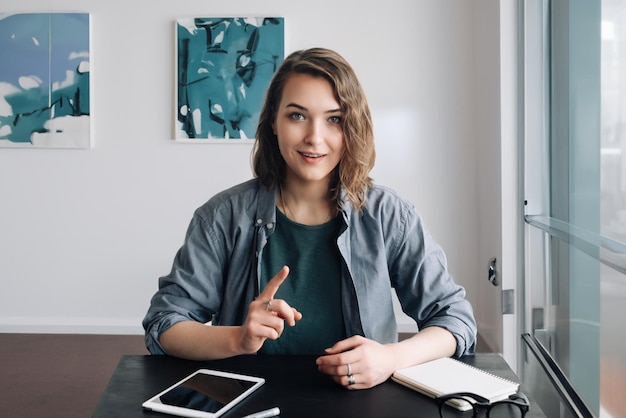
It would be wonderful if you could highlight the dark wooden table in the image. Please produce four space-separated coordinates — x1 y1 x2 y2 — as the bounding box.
0 333 147 418
93 353 546 418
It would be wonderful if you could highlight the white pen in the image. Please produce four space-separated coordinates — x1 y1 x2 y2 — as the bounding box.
241 406 280 418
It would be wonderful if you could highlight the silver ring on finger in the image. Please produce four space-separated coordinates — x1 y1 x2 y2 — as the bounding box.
265 299 272 311
346 363 352 377
348 375 356 386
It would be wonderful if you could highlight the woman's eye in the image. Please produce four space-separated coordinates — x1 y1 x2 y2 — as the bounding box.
329 116 342 124
290 113 305 121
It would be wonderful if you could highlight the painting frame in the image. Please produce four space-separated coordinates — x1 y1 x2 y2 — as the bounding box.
0 12 92 149
174 17 285 143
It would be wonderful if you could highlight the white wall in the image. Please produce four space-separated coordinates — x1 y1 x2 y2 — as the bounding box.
0 0 488 336
472 0 506 354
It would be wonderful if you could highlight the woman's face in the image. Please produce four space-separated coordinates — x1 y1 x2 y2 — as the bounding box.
272 73 345 187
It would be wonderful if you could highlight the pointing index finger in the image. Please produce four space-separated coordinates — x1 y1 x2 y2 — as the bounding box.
259 265 290 300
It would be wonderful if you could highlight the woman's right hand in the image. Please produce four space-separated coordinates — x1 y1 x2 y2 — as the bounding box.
237 265 302 354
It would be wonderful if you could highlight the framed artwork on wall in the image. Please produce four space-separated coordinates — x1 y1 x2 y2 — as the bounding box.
175 17 284 142
0 13 92 149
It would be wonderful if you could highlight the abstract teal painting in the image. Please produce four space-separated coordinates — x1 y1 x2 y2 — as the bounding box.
176 17 284 142
0 13 91 148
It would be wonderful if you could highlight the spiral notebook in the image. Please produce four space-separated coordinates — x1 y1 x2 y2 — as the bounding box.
392 357 519 411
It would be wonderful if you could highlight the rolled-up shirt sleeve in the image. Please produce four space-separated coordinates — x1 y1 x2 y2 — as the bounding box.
143 213 224 355
390 206 477 357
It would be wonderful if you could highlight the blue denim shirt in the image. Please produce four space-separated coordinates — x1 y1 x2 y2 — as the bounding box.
143 179 477 357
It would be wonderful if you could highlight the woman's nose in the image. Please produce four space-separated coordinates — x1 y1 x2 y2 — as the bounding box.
304 120 324 145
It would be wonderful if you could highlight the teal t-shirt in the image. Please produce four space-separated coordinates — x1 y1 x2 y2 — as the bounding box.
258 210 346 355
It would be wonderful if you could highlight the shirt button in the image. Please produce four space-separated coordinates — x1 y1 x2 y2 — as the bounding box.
266 222 274 229
256 218 263 225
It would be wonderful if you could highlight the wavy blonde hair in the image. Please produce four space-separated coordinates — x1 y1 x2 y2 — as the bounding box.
252 48 375 212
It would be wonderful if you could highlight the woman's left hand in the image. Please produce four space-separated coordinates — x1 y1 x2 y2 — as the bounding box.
315 335 397 390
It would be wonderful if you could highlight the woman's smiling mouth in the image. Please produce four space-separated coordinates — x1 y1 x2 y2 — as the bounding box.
298 151 326 158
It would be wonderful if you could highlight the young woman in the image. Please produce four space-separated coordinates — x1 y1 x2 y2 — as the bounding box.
143 47 477 390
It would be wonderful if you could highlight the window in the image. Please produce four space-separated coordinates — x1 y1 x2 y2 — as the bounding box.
523 0 626 417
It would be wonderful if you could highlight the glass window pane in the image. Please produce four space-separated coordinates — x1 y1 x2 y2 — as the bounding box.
524 0 626 417
600 264 626 416
600 3 626 415
601 0 626 245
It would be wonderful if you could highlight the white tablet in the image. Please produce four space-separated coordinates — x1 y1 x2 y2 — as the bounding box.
142 369 265 418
